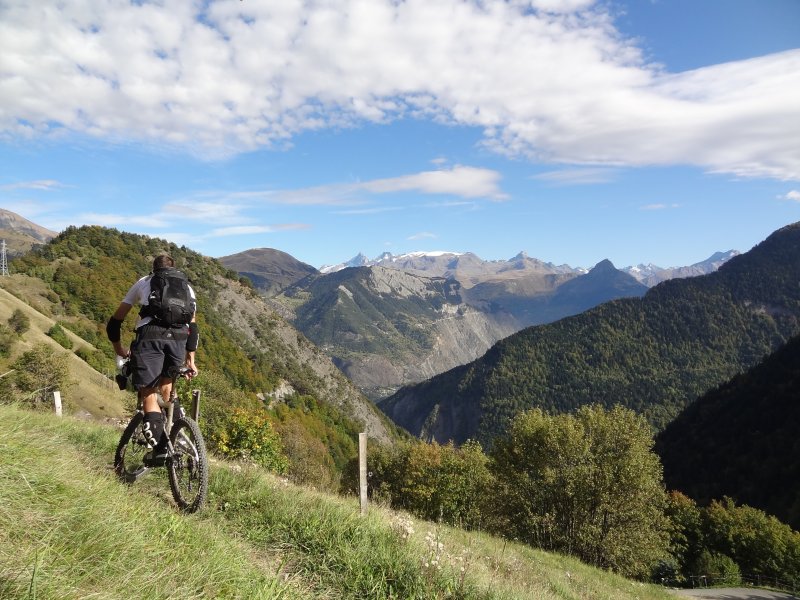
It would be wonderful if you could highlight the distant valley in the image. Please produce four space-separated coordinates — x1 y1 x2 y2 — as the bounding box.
221 246 736 399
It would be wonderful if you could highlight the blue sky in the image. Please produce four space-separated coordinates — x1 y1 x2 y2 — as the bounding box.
1 0 799 270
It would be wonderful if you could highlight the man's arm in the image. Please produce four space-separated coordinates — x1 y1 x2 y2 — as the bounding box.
185 314 199 376
107 302 133 357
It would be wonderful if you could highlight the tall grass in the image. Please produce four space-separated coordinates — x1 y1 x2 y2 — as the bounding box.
0 406 678 600
0 408 295 600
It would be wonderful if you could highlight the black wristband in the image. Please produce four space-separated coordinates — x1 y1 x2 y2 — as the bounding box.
186 322 199 352
106 317 123 343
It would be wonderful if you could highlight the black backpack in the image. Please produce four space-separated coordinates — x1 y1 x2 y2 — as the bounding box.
140 268 194 326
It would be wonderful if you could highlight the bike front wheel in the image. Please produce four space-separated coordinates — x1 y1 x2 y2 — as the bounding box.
114 412 149 484
167 416 209 513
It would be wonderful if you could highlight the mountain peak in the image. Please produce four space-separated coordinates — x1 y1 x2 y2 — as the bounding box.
591 258 616 271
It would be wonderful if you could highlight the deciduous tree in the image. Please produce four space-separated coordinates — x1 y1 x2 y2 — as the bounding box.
492 404 670 577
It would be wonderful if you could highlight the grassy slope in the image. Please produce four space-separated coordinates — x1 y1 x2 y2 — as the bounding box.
0 278 130 419
0 407 677 600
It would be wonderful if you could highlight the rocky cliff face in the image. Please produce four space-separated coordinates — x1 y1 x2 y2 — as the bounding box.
332 299 518 399
213 276 394 442
284 266 518 400
228 247 733 403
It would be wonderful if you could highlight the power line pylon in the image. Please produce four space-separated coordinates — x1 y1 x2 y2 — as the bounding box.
1 240 8 276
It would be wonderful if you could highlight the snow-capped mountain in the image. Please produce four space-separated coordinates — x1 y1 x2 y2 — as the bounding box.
320 251 464 274
622 250 739 287
321 249 737 288
320 250 579 282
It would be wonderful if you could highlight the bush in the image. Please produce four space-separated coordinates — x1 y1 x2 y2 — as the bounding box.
7 309 30 335
12 343 72 409
0 376 18 404
0 323 16 358
75 346 113 374
47 323 73 349
344 439 494 530
210 405 288 473
693 550 741 586
275 419 337 490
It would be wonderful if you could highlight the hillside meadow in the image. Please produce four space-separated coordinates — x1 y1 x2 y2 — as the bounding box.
0 406 679 600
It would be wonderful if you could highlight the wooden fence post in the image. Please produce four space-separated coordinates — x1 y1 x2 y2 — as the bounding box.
191 390 202 422
53 391 62 417
359 432 368 516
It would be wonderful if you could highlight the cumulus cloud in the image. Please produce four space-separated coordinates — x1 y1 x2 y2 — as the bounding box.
1 0 798 179
779 190 800 202
361 166 508 200
265 165 507 204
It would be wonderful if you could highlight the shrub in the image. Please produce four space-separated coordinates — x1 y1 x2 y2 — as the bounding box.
47 323 73 349
7 309 30 335
211 405 288 474
12 343 72 409
693 550 741 586
75 346 113 374
0 323 16 358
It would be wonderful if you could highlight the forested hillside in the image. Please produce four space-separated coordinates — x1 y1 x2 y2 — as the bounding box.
6 225 398 486
380 222 800 445
656 334 800 530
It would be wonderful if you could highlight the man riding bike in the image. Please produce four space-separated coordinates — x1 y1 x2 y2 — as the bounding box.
106 254 199 466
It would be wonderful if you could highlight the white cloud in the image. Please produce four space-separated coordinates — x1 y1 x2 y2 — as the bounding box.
1 0 798 179
209 225 276 237
779 190 800 202
0 179 68 191
265 165 507 205
533 167 620 185
334 206 403 215
161 201 250 224
77 212 169 228
361 166 508 200
209 223 309 237
408 231 437 240
640 203 680 211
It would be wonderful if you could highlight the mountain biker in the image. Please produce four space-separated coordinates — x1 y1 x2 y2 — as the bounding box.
106 254 199 466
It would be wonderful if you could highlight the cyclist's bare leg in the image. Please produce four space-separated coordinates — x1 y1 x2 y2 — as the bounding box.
140 376 173 412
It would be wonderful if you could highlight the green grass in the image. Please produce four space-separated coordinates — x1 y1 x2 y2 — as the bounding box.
0 406 678 600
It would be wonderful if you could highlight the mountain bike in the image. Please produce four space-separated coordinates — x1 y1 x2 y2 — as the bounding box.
113 362 209 513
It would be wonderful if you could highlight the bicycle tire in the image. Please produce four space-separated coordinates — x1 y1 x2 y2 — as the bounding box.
167 416 209 513
114 412 149 484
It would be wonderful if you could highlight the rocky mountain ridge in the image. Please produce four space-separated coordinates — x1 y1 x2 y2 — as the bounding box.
320 249 737 288
277 260 645 399
221 244 733 401
0 208 58 256
378 222 800 446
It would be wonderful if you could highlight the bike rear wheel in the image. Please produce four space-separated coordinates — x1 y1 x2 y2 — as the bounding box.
167 416 209 513
114 412 149 484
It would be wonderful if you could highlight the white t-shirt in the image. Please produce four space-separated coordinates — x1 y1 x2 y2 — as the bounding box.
122 275 196 329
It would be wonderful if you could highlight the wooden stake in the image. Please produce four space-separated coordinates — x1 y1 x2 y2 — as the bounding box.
359 432 368 516
53 391 62 417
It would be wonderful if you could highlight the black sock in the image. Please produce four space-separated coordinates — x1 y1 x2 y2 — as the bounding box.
142 412 165 451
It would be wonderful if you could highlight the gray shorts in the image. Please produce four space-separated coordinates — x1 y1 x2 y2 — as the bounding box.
130 324 188 390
